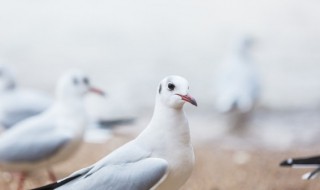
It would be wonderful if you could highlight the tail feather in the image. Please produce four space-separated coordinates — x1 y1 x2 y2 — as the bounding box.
280 156 320 167
30 174 81 190
98 118 135 128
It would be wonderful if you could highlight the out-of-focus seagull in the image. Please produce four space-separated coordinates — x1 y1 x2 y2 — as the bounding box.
0 64 121 144
0 70 105 190
280 155 320 180
214 35 260 133
31 75 197 190
0 64 52 130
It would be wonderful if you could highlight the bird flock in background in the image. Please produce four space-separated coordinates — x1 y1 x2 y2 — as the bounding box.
0 35 317 190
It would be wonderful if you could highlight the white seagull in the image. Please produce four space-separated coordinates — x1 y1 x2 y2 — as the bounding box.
0 64 52 130
0 70 105 190
280 155 320 180
32 75 197 190
214 35 260 133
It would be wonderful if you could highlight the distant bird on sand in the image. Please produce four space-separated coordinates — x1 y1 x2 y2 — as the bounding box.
280 155 320 180
0 70 105 190
214 35 260 134
0 64 129 143
32 75 197 190
0 64 52 130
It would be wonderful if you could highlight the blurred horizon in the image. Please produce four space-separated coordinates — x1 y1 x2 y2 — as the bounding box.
0 0 320 112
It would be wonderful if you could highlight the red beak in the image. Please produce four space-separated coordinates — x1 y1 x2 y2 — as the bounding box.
176 94 198 106
89 87 106 97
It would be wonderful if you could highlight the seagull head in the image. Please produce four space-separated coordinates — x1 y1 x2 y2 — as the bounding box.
157 75 197 109
234 34 254 54
0 64 16 92
56 70 105 100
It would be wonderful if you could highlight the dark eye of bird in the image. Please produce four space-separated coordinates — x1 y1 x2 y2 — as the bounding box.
73 78 79 85
168 82 175 91
83 77 89 85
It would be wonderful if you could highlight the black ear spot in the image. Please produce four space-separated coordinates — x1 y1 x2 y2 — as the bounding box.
73 78 79 85
83 77 90 85
159 84 162 94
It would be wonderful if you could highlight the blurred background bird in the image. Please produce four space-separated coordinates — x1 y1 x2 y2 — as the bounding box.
214 34 260 135
0 63 135 143
0 70 105 190
0 64 52 131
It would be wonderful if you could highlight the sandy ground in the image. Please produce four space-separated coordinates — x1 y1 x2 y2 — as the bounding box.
1 109 320 190
1 138 320 190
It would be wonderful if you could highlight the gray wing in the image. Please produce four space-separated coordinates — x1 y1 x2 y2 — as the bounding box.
58 158 168 190
0 89 52 129
0 117 70 162
1 110 43 129
32 141 168 190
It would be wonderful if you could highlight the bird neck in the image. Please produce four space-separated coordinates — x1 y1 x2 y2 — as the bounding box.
53 97 87 135
152 101 185 120
139 102 191 146
56 95 85 113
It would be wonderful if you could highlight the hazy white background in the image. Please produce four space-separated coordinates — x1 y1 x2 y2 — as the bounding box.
0 0 319 113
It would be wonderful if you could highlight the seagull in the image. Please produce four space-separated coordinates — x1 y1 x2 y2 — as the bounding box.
0 70 105 190
214 35 260 133
0 64 117 144
280 155 320 180
0 64 52 130
31 75 197 190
